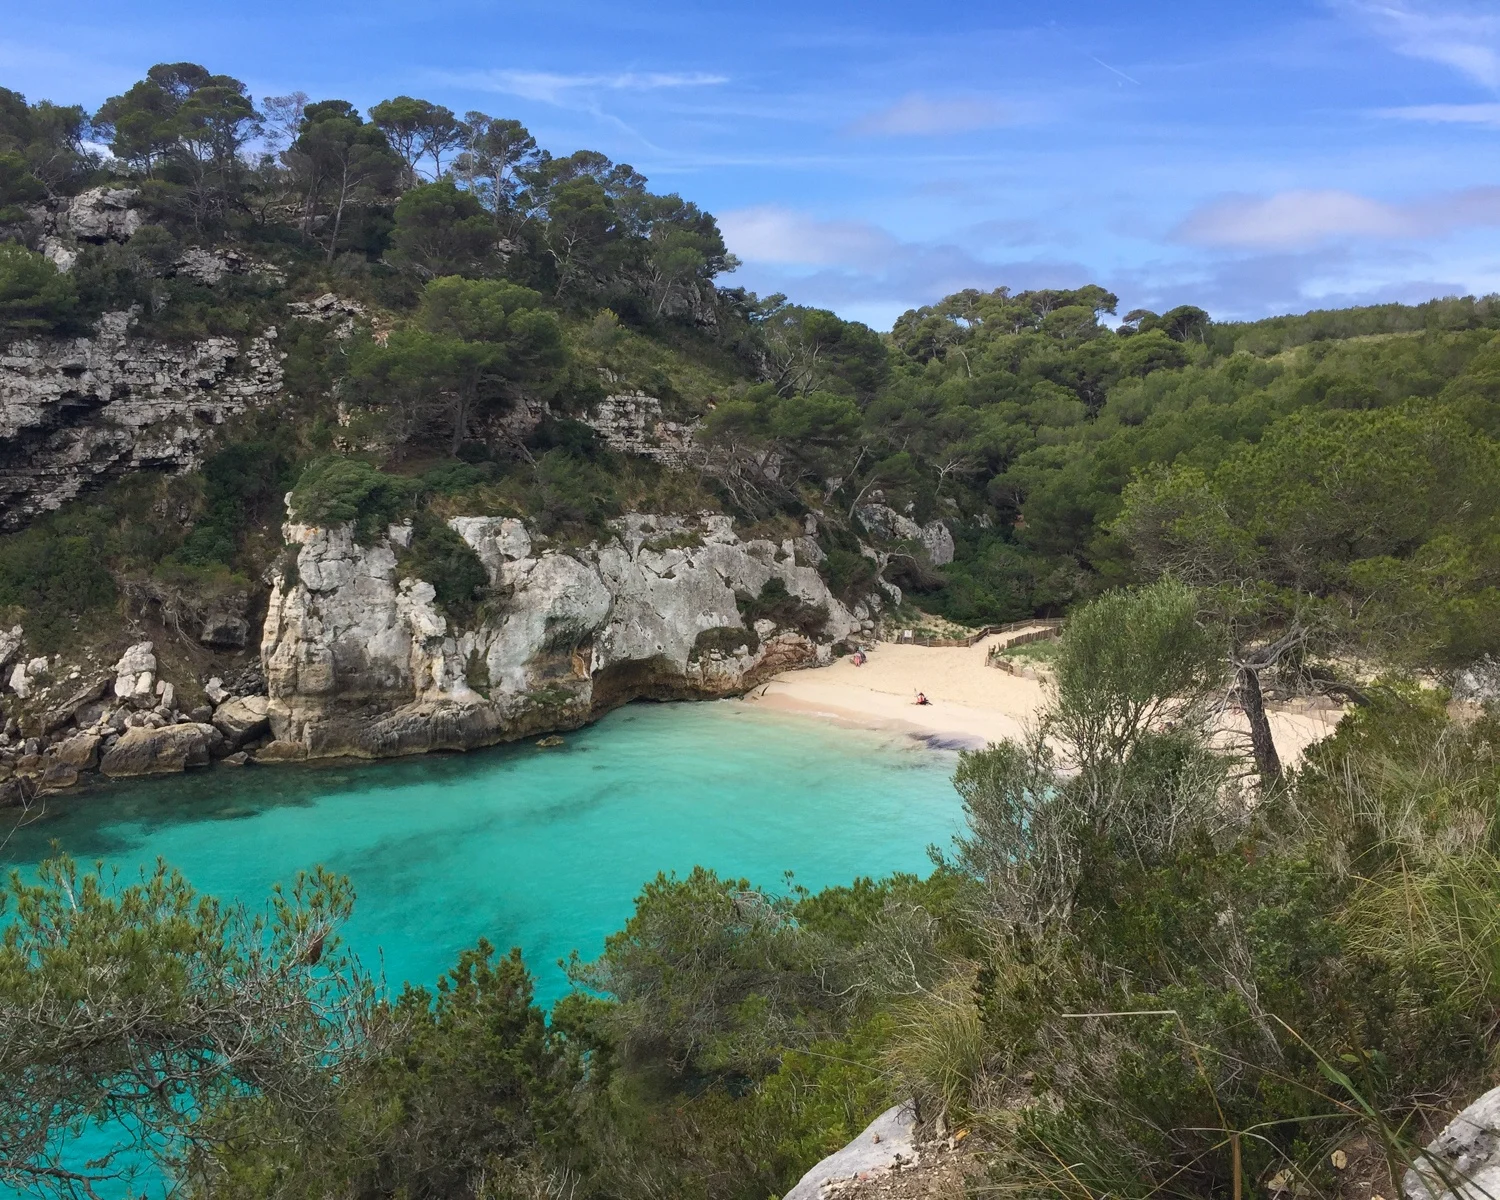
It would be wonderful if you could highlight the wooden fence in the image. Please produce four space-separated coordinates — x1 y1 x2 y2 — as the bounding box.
884 617 1065 650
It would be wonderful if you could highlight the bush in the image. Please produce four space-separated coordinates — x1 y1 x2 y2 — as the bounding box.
0 512 115 651
175 440 295 567
0 243 75 338
691 624 757 660
287 457 419 542
735 576 828 640
399 512 488 626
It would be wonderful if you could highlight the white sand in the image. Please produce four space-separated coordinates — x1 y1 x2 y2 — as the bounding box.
750 632 1345 763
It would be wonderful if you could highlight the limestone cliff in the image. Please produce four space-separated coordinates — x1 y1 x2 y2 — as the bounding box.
260 510 861 759
0 310 283 527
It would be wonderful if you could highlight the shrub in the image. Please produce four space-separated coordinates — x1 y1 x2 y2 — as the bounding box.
735 577 827 639
0 512 115 651
398 512 488 626
691 625 757 660
288 457 419 542
0 243 75 338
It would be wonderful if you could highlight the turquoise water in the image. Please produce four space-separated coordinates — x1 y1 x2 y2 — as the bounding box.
1 700 962 1003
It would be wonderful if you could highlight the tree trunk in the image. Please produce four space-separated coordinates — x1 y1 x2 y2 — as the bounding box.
1238 664 1282 787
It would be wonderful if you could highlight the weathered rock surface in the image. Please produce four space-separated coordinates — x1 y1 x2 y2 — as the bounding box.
856 504 954 566
65 187 144 243
261 510 858 759
1406 1084 1500 1200
785 1104 918 1200
212 695 270 749
587 392 695 466
49 732 100 770
100 723 224 777
0 311 283 527
112 642 157 704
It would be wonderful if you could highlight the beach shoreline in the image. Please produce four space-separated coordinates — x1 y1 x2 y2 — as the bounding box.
748 632 1346 764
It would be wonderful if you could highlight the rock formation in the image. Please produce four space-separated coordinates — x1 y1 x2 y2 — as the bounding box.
0 311 284 527
1405 1083 1500 1200
260 510 859 759
857 504 955 567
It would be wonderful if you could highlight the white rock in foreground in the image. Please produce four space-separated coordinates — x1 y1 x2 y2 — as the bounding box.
1406 1084 1500 1200
784 1103 917 1199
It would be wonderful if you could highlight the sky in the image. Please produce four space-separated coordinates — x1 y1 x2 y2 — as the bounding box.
5 0 1500 329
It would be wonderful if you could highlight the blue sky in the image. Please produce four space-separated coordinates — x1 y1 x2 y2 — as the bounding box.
5 0 1500 328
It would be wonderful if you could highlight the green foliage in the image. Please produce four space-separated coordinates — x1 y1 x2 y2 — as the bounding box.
0 243 76 338
1117 404 1500 663
210 941 579 1199
388 179 496 277
175 440 295 567
1 857 371 1200
287 457 419 541
0 508 115 651
398 511 488 625
691 624 758 659
1050 579 1225 764
0 150 45 221
734 576 828 640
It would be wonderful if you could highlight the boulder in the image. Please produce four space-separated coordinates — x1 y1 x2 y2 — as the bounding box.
855 504 954 566
1406 1084 1500 1200
212 695 271 749
784 1103 918 1200
112 642 157 704
39 763 79 792
99 723 223 777
6 662 31 698
254 739 308 763
49 732 100 770
221 750 250 767
65 186 143 241
204 676 229 705
40 677 110 733
200 613 249 649
0 626 22 672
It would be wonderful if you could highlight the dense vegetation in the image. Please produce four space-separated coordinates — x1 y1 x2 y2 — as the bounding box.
4 62 1499 667
7 584 1500 1198
3 60 1500 1200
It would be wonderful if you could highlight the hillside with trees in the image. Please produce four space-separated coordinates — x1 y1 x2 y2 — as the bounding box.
3 61 1500 1200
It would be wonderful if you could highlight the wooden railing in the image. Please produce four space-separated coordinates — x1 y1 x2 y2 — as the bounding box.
884 617 1065 650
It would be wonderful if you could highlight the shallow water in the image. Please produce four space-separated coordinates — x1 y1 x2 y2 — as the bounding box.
2 700 962 1003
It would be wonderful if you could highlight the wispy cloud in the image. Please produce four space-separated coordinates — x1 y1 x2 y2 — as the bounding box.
1376 101 1500 125
845 92 1013 137
1173 187 1500 249
451 69 728 105
1334 1 1500 87
720 204 1090 328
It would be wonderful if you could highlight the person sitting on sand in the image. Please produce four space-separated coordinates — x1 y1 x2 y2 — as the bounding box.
914 691 930 706
852 649 866 666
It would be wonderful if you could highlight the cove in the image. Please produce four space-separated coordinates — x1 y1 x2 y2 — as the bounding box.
1 700 963 1004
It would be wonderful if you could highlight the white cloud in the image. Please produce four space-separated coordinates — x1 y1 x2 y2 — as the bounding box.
718 206 897 267
719 205 1091 329
1335 1 1500 87
845 93 1012 137
1173 187 1500 249
454 69 727 105
1376 101 1500 125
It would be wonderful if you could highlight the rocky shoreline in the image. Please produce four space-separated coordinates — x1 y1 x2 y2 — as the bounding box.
0 508 891 808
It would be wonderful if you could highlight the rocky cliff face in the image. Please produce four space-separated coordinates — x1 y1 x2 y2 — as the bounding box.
260 510 861 759
0 311 283 526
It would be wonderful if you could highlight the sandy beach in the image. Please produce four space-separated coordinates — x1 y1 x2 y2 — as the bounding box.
750 631 1346 763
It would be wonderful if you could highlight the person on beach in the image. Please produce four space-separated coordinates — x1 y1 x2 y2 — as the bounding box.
914 691 930 706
